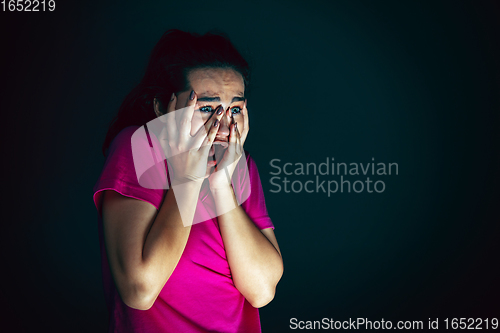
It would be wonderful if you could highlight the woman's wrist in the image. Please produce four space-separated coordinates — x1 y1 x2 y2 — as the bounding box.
169 179 205 227
208 170 234 190
210 184 239 215
209 183 234 193
170 175 205 187
209 173 234 192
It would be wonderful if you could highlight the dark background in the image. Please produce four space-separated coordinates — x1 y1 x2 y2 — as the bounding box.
1 0 499 332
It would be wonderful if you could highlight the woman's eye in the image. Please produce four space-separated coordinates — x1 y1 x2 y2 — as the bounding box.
199 106 214 113
231 107 242 114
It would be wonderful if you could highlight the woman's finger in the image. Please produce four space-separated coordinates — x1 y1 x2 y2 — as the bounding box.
216 120 241 174
198 110 223 153
230 120 238 144
235 120 241 144
223 120 238 163
194 105 224 148
240 99 249 146
178 90 197 138
234 121 243 156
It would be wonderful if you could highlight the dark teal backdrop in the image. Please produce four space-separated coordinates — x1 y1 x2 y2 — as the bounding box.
1 0 499 332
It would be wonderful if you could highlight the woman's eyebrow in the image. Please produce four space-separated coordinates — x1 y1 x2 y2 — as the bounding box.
196 96 220 102
197 96 245 103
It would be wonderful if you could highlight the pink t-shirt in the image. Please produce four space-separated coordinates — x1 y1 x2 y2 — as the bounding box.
93 126 274 333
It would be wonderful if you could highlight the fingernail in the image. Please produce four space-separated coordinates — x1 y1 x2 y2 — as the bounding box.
189 90 195 100
170 93 175 101
214 119 219 127
216 105 223 115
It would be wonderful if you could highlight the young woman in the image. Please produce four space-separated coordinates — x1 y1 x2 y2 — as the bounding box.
93 29 283 332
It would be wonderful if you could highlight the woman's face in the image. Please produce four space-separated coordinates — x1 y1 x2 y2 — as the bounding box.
175 67 246 140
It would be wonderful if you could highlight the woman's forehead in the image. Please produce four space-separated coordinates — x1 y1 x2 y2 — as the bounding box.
197 89 244 98
188 68 245 97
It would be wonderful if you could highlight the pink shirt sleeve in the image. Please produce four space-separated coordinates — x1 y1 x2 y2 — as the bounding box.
241 153 275 230
93 126 166 216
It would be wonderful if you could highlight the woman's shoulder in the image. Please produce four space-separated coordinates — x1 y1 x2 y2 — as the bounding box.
105 125 159 164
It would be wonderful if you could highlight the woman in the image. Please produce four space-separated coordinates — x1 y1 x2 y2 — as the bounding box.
93 29 283 332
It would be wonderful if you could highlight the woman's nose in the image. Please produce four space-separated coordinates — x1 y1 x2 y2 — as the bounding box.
216 108 231 137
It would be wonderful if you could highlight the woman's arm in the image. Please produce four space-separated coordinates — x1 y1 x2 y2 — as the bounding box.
211 186 283 308
102 91 225 310
101 180 203 311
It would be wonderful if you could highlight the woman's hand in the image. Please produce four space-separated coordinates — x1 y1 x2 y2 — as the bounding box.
155 91 225 185
208 100 249 190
